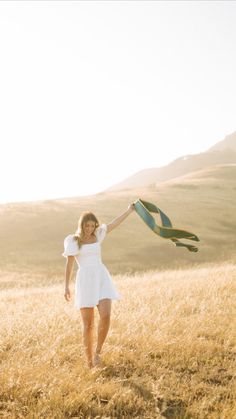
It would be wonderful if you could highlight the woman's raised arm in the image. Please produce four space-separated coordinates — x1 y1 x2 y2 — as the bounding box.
106 203 135 234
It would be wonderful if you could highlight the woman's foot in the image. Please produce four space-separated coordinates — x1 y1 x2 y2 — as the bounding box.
93 351 102 367
87 358 94 369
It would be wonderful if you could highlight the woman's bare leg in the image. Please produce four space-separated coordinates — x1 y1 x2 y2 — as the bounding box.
94 299 111 365
80 307 95 368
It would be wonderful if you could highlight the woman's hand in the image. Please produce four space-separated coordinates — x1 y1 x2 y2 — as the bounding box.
128 202 135 212
64 287 71 301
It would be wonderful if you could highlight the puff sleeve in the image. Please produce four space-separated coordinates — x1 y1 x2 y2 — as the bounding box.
95 223 107 243
62 234 79 257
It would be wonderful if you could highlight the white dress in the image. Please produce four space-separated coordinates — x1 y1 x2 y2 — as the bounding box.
62 223 121 309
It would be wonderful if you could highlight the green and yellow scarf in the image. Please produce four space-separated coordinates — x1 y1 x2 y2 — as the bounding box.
133 198 200 252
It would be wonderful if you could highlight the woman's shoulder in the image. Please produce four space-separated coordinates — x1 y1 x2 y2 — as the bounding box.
64 233 77 243
95 223 107 243
62 234 79 257
96 223 107 232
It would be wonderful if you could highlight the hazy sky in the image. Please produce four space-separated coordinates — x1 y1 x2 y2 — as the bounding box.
1 1 236 204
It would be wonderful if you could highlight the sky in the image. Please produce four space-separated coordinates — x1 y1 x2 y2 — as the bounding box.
0 1 236 204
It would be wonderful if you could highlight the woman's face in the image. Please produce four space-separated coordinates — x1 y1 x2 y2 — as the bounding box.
83 220 96 236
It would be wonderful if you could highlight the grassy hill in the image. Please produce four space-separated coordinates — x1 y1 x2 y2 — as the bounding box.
0 263 235 418
209 131 236 152
105 132 236 192
1 160 235 418
105 150 236 191
0 164 235 287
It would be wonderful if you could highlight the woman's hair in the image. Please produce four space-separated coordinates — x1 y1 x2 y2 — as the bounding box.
73 211 99 249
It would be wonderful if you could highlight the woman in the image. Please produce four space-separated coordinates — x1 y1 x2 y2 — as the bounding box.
62 203 135 369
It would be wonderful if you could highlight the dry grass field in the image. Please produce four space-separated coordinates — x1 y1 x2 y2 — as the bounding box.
1 262 235 418
0 163 236 417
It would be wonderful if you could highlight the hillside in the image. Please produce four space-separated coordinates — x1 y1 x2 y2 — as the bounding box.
0 164 235 286
209 131 236 152
105 131 236 192
1 263 235 418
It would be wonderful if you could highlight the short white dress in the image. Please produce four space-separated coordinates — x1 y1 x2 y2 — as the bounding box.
62 223 121 309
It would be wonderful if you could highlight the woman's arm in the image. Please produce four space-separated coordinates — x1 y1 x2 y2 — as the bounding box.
107 203 135 234
64 256 75 301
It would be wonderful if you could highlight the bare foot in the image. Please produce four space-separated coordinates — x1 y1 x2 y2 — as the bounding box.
87 359 94 369
93 351 102 367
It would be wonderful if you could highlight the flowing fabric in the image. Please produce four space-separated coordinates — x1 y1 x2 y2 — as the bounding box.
133 198 200 252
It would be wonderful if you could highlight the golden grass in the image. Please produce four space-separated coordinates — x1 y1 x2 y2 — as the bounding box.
1 263 235 418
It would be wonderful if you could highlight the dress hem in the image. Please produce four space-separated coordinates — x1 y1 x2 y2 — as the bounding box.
74 295 122 309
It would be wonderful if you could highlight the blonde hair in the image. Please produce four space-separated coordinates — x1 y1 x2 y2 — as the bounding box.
74 211 99 249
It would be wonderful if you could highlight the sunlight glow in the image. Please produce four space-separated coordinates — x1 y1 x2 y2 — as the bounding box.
0 1 236 203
